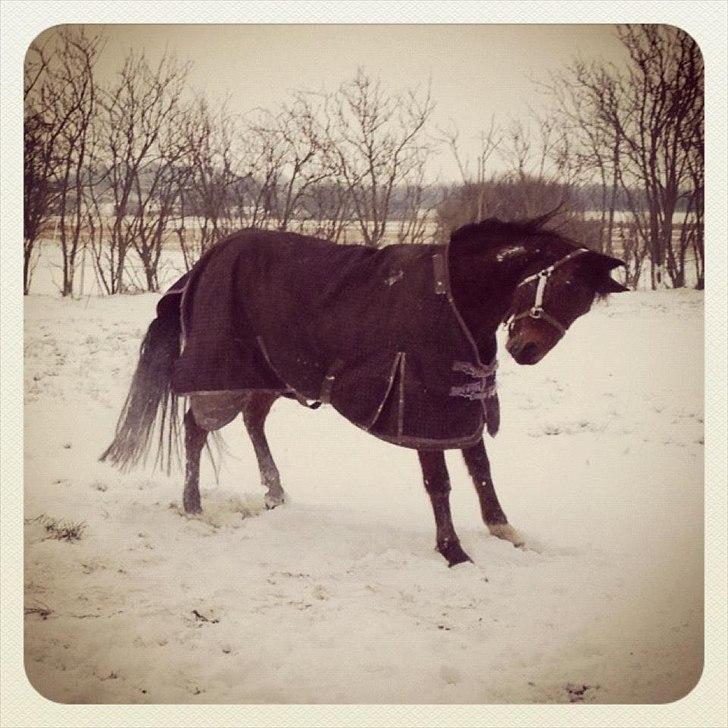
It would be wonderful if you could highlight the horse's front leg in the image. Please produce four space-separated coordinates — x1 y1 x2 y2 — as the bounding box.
462 439 524 547
417 450 471 566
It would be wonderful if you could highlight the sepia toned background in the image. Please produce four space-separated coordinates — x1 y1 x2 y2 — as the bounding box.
24 23 702 298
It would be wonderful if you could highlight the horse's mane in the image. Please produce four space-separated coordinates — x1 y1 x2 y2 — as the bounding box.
450 207 628 298
450 208 566 247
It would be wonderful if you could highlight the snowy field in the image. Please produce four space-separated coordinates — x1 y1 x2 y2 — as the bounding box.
23 286 703 704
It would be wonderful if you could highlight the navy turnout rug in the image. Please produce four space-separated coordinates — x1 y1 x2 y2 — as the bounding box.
162 229 498 449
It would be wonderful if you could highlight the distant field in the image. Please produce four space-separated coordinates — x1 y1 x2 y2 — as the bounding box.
29 213 699 296
37 216 441 249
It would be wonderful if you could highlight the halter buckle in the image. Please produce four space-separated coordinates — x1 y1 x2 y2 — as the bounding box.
530 306 544 319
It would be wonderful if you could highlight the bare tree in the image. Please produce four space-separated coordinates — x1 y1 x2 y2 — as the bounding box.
618 220 649 289
436 175 592 245
23 42 54 295
441 116 502 221
297 178 352 242
24 40 60 294
542 63 624 254
500 119 531 182
49 29 102 296
91 50 189 293
499 114 561 184
247 95 331 231
321 70 435 247
394 155 437 245
175 97 239 264
129 113 188 291
614 25 703 287
541 26 703 288
683 110 704 289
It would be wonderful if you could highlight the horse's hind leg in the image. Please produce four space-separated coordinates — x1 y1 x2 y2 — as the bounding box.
183 407 207 514
462 439 524 547
242 392 285 509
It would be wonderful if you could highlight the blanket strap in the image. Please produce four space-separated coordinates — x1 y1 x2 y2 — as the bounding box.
257 334 322 409
318 358 345 405
449 358 500 437
432 253 448 295
449 358 498 400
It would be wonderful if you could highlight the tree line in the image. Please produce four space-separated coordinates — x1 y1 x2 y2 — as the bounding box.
24 24 703 296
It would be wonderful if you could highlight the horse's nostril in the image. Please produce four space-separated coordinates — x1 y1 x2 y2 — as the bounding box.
521 342 539 361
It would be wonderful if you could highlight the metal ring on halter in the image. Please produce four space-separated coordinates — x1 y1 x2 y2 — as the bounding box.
530 307 543 319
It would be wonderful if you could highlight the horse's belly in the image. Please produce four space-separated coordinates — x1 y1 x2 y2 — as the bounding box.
190 392 249 431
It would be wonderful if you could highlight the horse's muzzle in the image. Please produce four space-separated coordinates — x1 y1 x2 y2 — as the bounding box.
506 339 542 365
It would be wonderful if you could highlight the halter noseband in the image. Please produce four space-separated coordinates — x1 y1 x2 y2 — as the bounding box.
507 248 589 336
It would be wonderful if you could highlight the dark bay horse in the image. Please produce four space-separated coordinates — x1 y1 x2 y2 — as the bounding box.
101 213 627 566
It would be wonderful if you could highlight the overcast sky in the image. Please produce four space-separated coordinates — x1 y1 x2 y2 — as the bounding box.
38 24 629 181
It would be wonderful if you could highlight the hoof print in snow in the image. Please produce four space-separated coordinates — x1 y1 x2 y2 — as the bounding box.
564 683 598 702
191 609 219 625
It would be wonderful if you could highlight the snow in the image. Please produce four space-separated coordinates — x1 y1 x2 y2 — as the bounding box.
23 288 703 704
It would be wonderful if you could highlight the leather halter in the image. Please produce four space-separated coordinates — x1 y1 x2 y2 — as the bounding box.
507 248 589 336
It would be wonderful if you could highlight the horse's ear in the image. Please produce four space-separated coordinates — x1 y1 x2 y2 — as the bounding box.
524 203 564 230
602 277 629 294
601 255 626 271
583 251 629 294
602 256 630 291
583 249 626 272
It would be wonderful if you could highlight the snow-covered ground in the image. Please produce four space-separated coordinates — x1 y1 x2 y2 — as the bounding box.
23 287 703 704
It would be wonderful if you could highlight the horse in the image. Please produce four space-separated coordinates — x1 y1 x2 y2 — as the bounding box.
101 211 628 567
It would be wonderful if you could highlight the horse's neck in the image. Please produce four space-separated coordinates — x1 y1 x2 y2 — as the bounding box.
449 242 540 359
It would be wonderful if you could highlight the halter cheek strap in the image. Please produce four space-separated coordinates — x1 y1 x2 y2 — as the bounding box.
507 248 589 336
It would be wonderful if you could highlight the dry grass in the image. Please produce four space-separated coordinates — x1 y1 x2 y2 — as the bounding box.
24 602 53 620
26 514 87 543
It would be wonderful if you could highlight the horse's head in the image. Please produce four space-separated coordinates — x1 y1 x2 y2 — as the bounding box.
505 240 628 365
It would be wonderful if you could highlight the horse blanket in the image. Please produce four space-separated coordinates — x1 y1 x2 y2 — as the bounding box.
164 229 498 450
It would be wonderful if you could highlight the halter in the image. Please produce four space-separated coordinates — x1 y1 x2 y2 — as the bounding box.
507 248 589 336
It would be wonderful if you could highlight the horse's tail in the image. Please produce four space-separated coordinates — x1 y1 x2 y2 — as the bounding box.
100 296 182 474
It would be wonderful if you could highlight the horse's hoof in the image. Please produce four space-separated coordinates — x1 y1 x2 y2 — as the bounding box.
264 492 285 510
488 522 525 548
183 501 202 515
439 542 472 567
447 552 473 568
